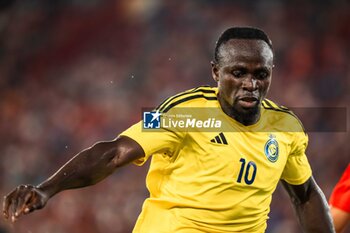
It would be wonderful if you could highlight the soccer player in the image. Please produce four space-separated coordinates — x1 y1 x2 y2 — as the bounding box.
330 164 350 233
2 27 335 232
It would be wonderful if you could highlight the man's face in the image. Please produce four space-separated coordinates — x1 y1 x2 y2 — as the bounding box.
212 39 273 120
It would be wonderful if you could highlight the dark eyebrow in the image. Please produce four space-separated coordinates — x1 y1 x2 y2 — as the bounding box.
223 65 271 72
223 65 247 70
254 67 270 72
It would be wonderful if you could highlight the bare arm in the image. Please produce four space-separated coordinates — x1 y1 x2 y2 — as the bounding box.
3 135 144 222
330 206 350 233
281 176 335 233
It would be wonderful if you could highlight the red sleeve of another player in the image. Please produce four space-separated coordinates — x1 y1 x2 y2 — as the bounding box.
329 164 350 213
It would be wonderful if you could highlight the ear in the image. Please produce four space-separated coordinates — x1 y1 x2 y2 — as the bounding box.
211 61 219 82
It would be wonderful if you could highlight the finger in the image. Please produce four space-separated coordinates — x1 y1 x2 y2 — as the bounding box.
23 203 40 214
14 194 25 217
2 194 12 219
23 207 31 214
23 190 43 215
22 190 39 215
10 199 18 223
23 194 43 215
15 190 33 218
10 185 26 222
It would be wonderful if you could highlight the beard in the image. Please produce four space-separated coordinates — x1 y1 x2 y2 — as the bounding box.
230 99 261 125
217 92 262 125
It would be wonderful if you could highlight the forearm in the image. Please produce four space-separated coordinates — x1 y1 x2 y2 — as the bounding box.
331 206 350 233
292 181 335 233
37 141 119 197
2 136 144 221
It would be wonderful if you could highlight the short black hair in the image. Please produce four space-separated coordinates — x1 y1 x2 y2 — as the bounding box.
214 27 273 63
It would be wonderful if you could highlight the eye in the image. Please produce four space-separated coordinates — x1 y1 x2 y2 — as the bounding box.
231 69 246 78
255 70 269 80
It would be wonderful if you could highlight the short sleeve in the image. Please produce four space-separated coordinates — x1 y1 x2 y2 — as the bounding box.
120 121 184 166
281 131 312 185
329 164 350 212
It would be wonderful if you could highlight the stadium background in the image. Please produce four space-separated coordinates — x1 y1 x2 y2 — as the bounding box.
0 0 348 232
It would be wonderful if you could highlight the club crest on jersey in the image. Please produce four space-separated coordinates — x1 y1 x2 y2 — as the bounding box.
264 134 279 163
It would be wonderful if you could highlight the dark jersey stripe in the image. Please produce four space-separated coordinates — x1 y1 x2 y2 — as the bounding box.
264 99 291 112
262 99 274 109
261 100 269 109
156 86 216 112
161 94 217 113
219 132 228 145
157 86 216 112
263 99 292 114
215 135 222 144
262 99 306 133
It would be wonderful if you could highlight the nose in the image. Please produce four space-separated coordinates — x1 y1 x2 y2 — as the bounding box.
242 75 257 91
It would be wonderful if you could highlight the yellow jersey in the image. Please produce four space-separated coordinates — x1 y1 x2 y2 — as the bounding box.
120 86 312 233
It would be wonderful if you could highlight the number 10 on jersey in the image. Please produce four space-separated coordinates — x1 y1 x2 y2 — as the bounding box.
237 158 257 185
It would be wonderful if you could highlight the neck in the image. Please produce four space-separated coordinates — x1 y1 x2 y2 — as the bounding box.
218 96 261 126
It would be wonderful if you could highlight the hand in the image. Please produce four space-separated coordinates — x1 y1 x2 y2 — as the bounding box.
3 184 49 222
